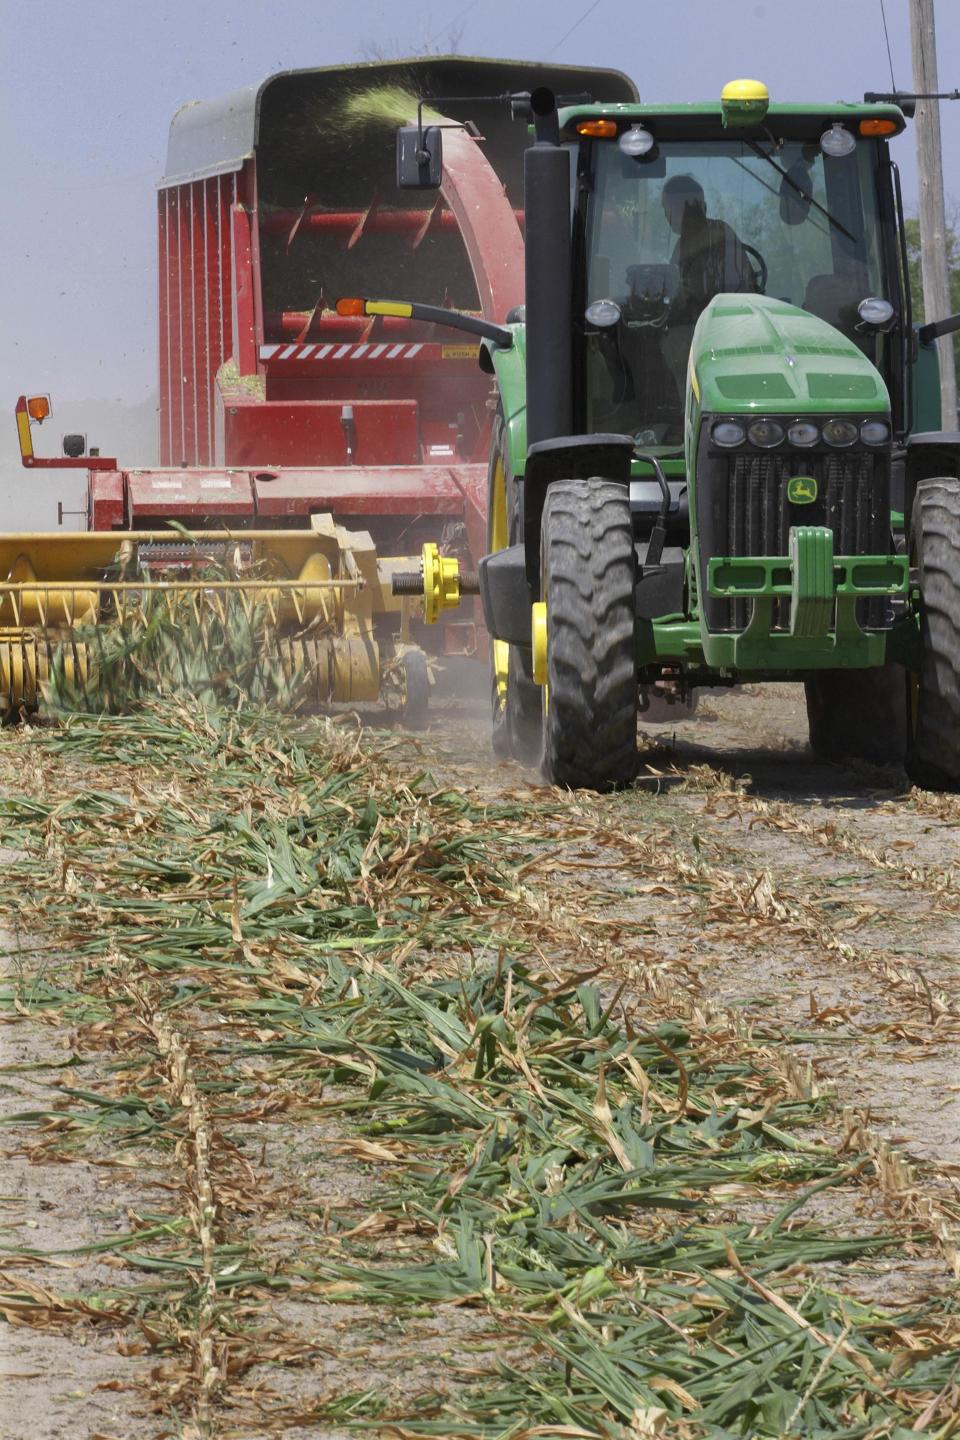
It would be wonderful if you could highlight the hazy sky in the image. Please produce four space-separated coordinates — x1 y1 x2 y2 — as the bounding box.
1 0 958 418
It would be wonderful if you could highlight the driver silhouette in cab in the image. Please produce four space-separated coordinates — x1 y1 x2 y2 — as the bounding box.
660 173 759 400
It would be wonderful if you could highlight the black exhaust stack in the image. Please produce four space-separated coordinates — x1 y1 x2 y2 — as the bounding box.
524 88 572 447
518 91 634 583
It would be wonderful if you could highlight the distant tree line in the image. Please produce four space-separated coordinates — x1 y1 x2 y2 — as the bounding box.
905 205 960 379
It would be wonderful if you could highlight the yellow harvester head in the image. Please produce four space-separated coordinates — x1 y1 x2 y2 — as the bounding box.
0 516 431 721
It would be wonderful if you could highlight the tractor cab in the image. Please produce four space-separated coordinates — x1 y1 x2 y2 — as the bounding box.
574 87 907 450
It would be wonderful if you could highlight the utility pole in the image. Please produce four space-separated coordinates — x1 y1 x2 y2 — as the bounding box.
910 0 957 428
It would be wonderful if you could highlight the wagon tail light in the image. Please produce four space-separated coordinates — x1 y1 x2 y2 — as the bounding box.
334 298 513 348
14 395 117 470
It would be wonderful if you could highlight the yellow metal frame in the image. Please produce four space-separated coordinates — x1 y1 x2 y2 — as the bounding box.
15 408 34 463
489 454 510 706
0 516 424 714
531 602 548 686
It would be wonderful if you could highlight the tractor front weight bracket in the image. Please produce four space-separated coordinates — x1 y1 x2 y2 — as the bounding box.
698 530 909 671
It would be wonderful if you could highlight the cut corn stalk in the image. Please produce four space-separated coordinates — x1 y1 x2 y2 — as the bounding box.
0 705 958 1434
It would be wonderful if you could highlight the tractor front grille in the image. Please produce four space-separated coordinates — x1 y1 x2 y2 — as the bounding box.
696 438 892 633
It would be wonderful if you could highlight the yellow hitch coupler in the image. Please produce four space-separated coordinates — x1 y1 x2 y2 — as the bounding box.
391 543 480 624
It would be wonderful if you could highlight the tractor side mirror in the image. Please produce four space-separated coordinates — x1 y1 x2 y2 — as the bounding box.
779 161 813 226
396 124 442 189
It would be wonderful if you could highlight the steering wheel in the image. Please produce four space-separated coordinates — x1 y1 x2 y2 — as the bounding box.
742 244 768 295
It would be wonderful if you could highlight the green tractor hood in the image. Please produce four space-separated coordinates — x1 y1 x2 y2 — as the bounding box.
689 294 890 417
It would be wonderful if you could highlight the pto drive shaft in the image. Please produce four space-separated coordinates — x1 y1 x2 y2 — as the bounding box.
392 542 479 624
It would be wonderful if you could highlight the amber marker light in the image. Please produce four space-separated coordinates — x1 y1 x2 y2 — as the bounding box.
335 297 367 317
26 395 51 422
576 119 617 138
860 118 898 136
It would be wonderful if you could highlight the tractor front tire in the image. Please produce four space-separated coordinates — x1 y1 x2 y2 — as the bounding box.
540 479 638 791
804 667 905 766
906 477 960 791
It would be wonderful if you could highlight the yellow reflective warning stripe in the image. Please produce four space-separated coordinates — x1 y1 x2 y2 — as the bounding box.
16 409 33 461
366 301 414 319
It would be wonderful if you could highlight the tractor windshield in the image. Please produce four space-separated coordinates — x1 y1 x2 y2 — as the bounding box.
583 136 888 447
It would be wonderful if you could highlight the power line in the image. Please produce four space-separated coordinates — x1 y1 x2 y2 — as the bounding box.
548 0 602 57
879 0 898 91
424 1 479 48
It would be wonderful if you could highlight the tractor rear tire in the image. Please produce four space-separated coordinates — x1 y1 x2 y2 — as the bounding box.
491 646 542 765
540 479 638 791
488 414 541 765
905 477 960 791
804 667 905 766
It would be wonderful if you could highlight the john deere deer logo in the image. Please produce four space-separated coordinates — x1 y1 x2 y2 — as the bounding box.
787 475 818 505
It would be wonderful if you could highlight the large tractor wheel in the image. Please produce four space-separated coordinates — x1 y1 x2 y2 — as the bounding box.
487 415 541 764
539 479 638 790
905 477 960 791
804 667 905 766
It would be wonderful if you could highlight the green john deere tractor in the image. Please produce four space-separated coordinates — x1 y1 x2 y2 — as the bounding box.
376 77 960 790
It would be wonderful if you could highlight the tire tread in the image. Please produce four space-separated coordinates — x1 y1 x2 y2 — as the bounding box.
907 478 960 791
541 480 637 790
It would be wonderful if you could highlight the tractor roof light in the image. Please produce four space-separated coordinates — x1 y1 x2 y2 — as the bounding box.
26 395 51 423
576 118 618 138
618 124 655 156
820 123 856 158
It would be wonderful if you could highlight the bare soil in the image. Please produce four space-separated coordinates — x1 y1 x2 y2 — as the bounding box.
2 682 959 1436
424 683 960 1170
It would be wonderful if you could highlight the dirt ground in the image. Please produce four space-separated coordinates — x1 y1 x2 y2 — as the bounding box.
2 681 959 1436
427 683 960 1169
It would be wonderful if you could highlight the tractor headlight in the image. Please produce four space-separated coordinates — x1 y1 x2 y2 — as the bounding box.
747 419 785 448
857 297 896 331
860 419 890 445
787 421 820 447
711 420 746 446
822 418 859 447
585 299 622 328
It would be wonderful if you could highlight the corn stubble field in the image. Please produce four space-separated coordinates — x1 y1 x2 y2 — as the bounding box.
1 678 959 1439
